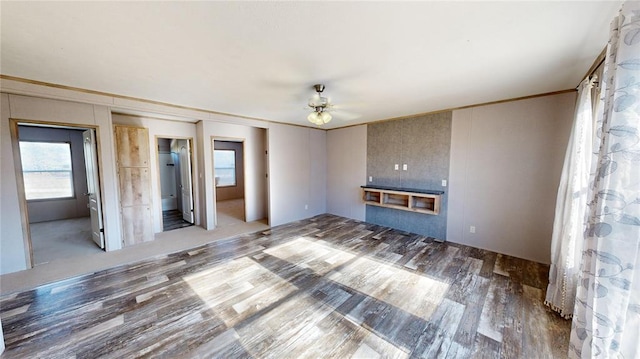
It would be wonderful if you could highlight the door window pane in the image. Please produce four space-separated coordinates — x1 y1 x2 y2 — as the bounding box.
214 149 236 187
20 141 74 200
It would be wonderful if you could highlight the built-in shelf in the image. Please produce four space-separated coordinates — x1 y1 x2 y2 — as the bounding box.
361 185 443 215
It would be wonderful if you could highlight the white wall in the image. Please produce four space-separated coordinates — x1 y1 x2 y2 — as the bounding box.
447 92 576 264
268 123 327 226
199 120 268 229
0 317 4 355
1 78 577 275
309 129 327 215
0 83 283 276
0 94 27 273
1 94 122 274
327 125 367 221
112 114 199 233
158 153 177 208
195 121 207 227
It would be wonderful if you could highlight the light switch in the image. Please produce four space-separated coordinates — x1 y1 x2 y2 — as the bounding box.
442 180 447 187
394 164 399 170
470 226 476 233
402 164 407 171
369 176 373 182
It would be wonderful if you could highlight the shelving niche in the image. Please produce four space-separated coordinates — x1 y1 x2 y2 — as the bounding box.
361 186 442 215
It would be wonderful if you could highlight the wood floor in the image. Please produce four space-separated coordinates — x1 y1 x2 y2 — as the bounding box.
0 214 570 358
162 209 194 231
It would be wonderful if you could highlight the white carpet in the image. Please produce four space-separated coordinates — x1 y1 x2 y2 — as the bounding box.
216 199 245 227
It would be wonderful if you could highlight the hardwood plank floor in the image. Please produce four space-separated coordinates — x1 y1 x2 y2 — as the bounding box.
0 214 570 358
163 210 194 231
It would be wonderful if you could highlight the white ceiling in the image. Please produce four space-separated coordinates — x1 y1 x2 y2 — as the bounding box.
0 1 622 129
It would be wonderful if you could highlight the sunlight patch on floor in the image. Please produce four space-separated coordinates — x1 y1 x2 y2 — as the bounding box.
266 237 449 321
264 237 357 275
183 257 298 326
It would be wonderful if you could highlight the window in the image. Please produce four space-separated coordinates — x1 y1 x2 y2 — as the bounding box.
19 141 74 200
214 149 236 187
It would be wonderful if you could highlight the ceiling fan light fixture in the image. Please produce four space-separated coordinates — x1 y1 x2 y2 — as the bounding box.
319 111 332 124
307 110 332 125
307 83 332 126
307 112 321 125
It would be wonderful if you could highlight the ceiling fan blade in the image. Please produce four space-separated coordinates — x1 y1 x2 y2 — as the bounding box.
332 109 361 121
330 100 366 108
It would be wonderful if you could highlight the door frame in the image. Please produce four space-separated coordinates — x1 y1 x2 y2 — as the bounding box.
154 136 196 231
9 119 106 268
212 136 246 227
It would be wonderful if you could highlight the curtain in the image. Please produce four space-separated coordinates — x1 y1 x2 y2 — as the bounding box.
569 1 640 358
545 77 596 318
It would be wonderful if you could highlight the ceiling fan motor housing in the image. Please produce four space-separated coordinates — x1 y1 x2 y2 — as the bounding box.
309 84 329 110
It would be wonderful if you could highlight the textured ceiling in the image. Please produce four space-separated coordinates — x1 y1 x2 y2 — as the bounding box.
0 1 622 128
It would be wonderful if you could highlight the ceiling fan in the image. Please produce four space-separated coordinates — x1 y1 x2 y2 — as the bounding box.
305 83 362 126
307 84 332 125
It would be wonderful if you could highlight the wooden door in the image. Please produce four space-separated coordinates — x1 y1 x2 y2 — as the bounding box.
114 125 153 246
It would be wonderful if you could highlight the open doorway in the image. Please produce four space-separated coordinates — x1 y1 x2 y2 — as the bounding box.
157 138 195 231
214 140 245 227
15 123 105 266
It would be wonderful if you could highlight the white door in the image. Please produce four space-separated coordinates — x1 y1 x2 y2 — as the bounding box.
179 140 194 223
83 129 105 249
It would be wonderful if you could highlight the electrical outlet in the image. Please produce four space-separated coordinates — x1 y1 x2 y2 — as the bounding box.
470 226 476 233
442 179 447 187
394 164 399 170
402 164 407 171
369 176 373 182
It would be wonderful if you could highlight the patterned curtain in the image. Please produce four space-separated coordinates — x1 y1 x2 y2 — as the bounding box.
569 2 640 358
545 77 596 318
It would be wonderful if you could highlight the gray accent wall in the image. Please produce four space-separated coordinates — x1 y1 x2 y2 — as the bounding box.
366 112 452 239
